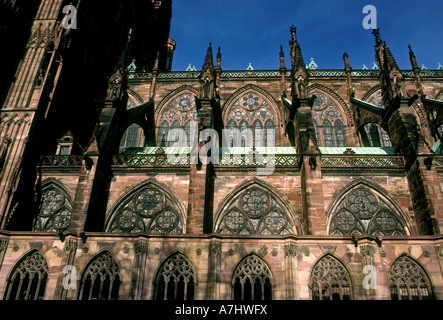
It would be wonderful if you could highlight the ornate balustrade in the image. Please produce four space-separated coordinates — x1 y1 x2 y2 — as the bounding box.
320 155 405 168
218 153 299 167
433 156 443 167
112 154 191 166
39 155 84 167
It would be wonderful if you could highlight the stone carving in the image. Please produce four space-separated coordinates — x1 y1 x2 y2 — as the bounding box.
310 255 351 300
33 186 72 233
389 256 432 300
108 184 183 235
217 186 293 235
330 188 406 236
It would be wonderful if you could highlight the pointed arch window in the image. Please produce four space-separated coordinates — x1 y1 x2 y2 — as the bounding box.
232 255 272 300
216 186 295 235
106 183 183 234
225 92 277 147
389 256 432 300
157 93 197 147
79 252 120 300
312 93 347 147
361 123 392 147
154 253 195 300
33 184 72 232
158 121 169 147
120 123 145 148
4 251 48 300
310 255 351 300
227 120 237 147
329 188 407 236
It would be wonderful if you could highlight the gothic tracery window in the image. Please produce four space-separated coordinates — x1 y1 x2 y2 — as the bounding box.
106 183 183 234
33 184 72 232
232 255 272 300
312 93 347 147
4 250 49 300
310 255 351 300
361 123 392 147
225 92 276 147
154 253 195 300
367 90 384 108
216 186 294 235
79 251 120 300
120 123 145 148
157 93 197 147
389 256 432 300
329 188 407 236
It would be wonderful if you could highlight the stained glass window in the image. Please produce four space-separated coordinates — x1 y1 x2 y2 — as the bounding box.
389 256 432 300
155 253 195 300
4 250 48 300
329 188 407 236
310 255 351 300
311 93 347 147
79 252 120 300
232 255 272 300
157 93 197 147
225 92 276 147
120 123 145 148
362 123 392 147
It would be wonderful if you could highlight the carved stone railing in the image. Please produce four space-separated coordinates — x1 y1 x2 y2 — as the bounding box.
221 70 280 78
433 156 443 167
39 155 84 167
112 154 190 166
320 155 405 168
218 153 299 167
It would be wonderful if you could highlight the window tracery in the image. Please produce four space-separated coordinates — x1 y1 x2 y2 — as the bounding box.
157 93 197 147
154 253 195 300
79 252 120 300
232 255 272 300
107 184 183 234
4 250 48 300
329 188 406 236
216 186 293 235
225 92 275 147
312 93 347 147
120 123 145 148
389 256 432 300
361 123 392 147
33 185 72 232
310 255 351 300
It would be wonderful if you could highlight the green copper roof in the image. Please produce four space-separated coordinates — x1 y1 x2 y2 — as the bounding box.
120 146 394 155
318 147 395 155
432 140 443 154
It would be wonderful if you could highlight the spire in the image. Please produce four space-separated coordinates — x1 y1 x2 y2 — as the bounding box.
382 41 399 71
409 44 420 72
279 45 286 69
289 26 305 70
372 28 382 46
216 46 222 68
202 43 214 72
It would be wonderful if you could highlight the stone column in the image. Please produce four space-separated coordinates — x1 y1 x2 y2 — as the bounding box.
206 242 221 299
130 240 149 300
284 243 297 299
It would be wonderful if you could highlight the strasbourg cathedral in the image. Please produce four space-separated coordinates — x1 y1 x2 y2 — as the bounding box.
1 0 443 301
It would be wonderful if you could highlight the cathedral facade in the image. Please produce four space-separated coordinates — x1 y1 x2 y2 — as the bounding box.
1 0 443 301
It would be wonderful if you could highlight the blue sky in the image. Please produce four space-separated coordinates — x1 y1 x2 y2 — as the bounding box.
169 0 443 71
